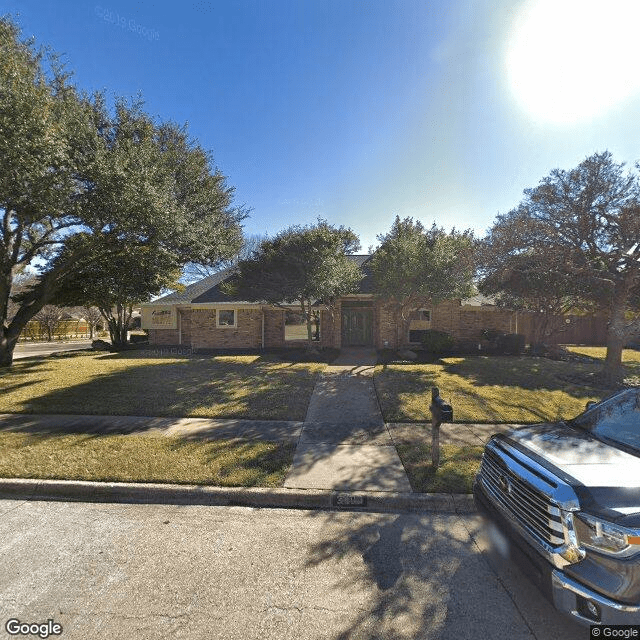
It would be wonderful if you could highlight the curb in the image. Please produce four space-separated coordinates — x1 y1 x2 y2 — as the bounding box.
0 478 476 515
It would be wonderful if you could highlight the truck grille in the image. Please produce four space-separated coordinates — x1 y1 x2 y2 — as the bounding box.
480 447 565 547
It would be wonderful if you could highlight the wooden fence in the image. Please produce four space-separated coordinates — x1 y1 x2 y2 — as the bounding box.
18 320 95 342
515 312 608 346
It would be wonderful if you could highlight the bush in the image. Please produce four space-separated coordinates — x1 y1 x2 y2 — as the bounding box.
480 330 525 355
498 333 525 355
421 330 455 354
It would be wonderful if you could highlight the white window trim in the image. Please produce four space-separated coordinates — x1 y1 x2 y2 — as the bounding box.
216 308 237 328
419 309 432 322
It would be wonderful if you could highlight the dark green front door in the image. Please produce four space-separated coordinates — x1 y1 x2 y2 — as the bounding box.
341 309 373 346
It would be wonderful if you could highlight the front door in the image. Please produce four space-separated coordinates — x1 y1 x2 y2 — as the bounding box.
341 309 373 346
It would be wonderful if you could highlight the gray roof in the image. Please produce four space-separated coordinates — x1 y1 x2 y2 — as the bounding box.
149 255 374 305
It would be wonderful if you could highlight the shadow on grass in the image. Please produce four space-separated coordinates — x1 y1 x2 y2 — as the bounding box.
439 355 606 395
395 443 484 493
0 352 323 433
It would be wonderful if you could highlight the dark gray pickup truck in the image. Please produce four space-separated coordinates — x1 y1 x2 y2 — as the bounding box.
474 387 640 626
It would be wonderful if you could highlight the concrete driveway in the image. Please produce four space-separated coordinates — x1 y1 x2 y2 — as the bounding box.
12 340 93 360
0 500 584 639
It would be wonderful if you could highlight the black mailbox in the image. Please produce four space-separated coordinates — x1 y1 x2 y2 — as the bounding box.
430 387 453 423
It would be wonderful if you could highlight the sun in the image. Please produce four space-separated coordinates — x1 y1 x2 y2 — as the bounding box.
506 0 640 124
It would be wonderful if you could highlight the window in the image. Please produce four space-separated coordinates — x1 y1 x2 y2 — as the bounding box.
217 309 236 327
409 330 429 343
285 310 320 341
419 309 431 322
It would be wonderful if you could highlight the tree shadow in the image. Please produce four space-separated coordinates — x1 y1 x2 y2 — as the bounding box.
440 355 606 396
0 352 323 434
298 510 583 640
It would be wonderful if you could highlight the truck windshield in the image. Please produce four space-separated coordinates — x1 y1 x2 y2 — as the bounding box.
571 389 640 454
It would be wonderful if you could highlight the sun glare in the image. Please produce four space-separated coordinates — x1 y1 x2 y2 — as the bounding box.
506 0 640 124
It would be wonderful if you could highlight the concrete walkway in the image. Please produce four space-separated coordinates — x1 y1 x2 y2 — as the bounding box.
284 348 413 493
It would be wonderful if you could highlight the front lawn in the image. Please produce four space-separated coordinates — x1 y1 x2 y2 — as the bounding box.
374 354 621 423
396 443 484 493
0 432 294 487
0 351 325 420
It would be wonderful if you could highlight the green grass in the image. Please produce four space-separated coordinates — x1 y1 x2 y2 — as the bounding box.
565 345 640 367
0 351 325 420
374 354 613 423
396 443 484 493
0 432 295 487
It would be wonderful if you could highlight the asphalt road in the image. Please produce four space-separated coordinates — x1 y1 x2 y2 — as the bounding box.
12 341 93 360
0 500 585 640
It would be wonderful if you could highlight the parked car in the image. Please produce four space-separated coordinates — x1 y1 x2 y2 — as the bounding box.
474 388 640 626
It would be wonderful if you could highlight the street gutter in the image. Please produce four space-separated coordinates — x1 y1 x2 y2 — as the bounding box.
0 478 475 515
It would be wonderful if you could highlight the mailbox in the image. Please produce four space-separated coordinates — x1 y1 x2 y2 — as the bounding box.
430 387 453 423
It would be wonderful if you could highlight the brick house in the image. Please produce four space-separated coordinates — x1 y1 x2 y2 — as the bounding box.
141 255 516 350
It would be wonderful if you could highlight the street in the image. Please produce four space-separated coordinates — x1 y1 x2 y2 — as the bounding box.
0 500 585 639
12 341 93 360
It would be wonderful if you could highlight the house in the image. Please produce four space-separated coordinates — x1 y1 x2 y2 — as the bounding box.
141 255 517 350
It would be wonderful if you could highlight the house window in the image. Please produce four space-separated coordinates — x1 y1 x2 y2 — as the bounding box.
217 309 236 327
419 309 431 322
409 330 429 344
285 310 320 341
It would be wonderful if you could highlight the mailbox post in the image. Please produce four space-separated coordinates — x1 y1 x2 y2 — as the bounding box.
430 387 453 468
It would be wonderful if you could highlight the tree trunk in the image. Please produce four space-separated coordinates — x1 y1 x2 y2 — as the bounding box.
603 300 626 383
0 332 18 367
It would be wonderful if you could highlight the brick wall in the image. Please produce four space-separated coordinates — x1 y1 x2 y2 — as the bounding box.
264 309 284 347
456 307 514 340
148 301 518 350
190 308 262 349
148 328 180 345
178 309 191 345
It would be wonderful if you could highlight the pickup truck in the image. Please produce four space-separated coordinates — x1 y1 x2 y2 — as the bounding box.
473 387 640 626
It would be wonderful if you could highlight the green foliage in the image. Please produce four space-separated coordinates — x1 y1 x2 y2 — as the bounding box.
0 17 244 363
53 233 182 347
420 330 454 354
370 216 475 346
480 151 640 378
229 220 362 348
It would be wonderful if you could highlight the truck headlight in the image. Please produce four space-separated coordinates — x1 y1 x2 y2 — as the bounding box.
574 513 640 557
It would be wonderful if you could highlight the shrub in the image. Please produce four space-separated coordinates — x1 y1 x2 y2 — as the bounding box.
421 329 454 354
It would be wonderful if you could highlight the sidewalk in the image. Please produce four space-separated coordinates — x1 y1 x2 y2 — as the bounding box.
0 347 517 512
284 347 412 492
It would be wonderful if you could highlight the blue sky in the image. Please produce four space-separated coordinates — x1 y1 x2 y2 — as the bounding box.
5 0 640 252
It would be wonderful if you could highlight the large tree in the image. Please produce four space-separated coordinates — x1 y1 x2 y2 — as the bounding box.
480 151 640 380
0 18 97 366
369 216 475 347
478 251 595 345
0 18 244 364
53 234 183 348
227 220 362 349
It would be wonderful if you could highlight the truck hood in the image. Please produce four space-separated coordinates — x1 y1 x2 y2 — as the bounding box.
505 423 640 520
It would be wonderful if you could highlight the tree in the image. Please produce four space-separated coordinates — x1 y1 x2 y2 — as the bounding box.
369 216 475 347
54 234 182 347
0 18 245 364
0 18 97 366
480 152 640 381
228 220 362 349
181 233 266 284
478 251 595 346
50 95 245 349
33 305 65 342
80 306 103 339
